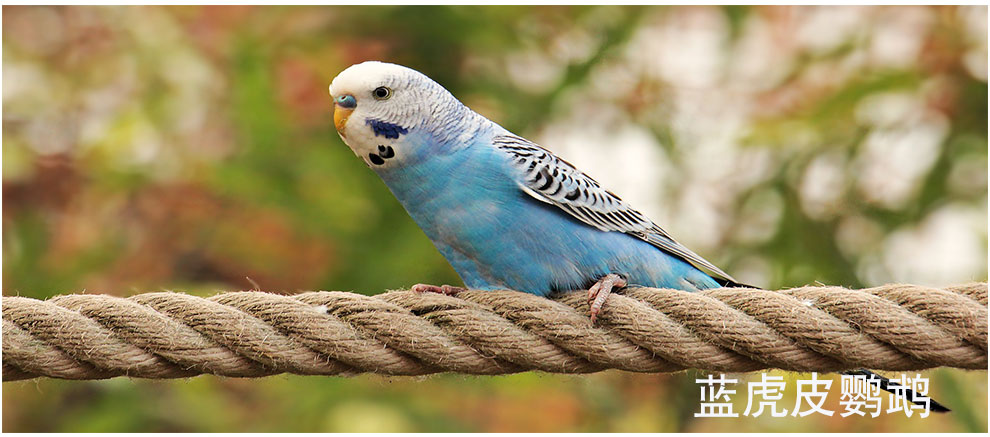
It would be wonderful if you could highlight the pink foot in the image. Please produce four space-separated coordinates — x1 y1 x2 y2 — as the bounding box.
587 274 627 324
411 283 466 296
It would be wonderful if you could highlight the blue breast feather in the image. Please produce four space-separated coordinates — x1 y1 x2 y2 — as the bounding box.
375 131 720 296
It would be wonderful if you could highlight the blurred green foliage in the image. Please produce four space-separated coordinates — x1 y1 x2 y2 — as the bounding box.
3 5 987 432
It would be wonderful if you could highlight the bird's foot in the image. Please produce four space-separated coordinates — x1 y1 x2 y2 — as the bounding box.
587 274 627 325
411 283 466 296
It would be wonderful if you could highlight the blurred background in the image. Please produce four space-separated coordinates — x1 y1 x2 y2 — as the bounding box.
2 5 986 432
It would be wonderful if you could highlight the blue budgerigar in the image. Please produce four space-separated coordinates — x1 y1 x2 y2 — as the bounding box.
328 61 947 412
328 61 743 323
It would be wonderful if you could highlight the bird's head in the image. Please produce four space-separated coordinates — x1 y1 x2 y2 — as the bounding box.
329 61 484 169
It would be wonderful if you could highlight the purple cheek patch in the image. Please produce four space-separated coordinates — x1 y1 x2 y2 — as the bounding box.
366 118 409 139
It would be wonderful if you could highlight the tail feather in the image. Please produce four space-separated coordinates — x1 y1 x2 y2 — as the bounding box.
714 277 759 289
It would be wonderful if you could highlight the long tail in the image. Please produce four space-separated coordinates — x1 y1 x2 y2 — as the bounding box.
714 277 759 289
842 369 950 413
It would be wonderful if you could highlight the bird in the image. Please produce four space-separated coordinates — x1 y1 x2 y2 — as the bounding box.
329 61 744 323
328 61 948 413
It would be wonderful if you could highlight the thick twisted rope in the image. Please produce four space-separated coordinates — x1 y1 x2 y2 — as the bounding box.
2 283 986 381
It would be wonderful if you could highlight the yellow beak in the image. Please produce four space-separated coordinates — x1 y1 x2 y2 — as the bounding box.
333 105 353 138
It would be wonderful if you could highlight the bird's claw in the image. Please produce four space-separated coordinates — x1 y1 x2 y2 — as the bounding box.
411 283 466 296
587 274 627 325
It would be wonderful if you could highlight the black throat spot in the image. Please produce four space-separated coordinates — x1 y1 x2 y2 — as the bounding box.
368 144 396 166
378 145 395 158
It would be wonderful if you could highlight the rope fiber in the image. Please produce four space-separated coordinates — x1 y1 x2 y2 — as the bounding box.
2 283 987 381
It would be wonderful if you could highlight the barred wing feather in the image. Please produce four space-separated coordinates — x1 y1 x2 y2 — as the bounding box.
493 134 738 284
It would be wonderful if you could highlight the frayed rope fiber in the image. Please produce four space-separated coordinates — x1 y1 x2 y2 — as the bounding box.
2 283 987 381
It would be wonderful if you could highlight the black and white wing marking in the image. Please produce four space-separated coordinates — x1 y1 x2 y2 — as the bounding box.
493 134 738 284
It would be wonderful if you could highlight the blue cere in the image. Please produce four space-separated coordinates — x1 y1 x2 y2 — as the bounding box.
366 118 409 139
336 94 356 108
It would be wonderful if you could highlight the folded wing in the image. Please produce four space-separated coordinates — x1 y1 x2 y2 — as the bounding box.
493 134 738 285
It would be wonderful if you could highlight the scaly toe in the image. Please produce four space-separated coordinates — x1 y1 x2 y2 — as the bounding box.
587 282 602 306
412 283 464 296
411 283 442 293
439 285 466 296
588 274 627 325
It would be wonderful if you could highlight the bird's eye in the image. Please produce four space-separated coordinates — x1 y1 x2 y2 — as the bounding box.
373 86 392 100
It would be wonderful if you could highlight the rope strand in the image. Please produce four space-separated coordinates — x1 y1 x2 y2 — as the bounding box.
3 283 986 381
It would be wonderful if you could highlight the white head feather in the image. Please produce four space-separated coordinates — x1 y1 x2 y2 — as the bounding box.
329 61 487 168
